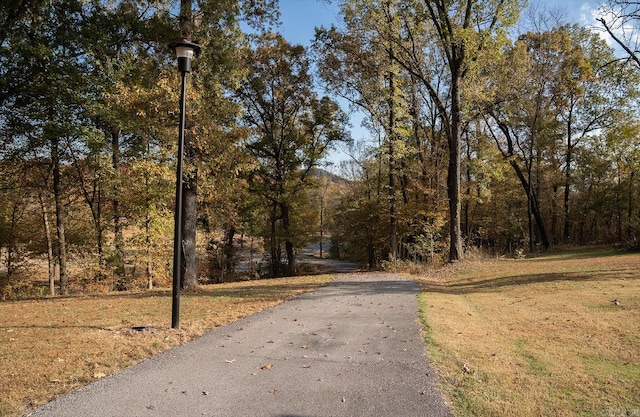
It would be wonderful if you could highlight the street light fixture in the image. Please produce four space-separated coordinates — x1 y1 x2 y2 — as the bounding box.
169 39 201 329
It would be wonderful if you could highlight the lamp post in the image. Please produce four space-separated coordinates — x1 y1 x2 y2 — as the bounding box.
169 40 201 329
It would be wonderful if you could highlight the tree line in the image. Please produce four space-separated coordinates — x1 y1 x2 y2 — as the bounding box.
1 0 639 297
320 0 640 266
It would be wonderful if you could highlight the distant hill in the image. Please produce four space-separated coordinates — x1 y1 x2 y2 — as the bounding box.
309 167 350 185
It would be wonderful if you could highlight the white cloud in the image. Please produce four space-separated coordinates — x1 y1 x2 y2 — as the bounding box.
590 5 640 55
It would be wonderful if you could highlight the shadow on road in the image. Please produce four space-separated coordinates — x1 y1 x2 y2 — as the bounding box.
296 254 360 274
296 274 419 299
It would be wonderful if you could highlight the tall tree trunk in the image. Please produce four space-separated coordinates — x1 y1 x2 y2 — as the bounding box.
281 202 295 276
223 224 236 278
448 61 464 261
628 170 635 241
181 175 198 289
551 184 559 244
269 203 279 277
38 194 55 295
319 195 324 259
52 136 68 295
410 75 429 201
145 209 153 290
111 130 124 278
179 0 193 39
563 117 573 241
527 183 535 252
616 170 623 241
510 159 550 250
365 168 377 269
464 137 472 241
387 52 398 262
177 0 199 289
96 183 103 266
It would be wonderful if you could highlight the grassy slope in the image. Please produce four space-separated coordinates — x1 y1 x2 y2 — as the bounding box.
417 248 640 417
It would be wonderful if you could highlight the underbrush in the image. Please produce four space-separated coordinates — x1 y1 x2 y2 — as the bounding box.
380 246 497 275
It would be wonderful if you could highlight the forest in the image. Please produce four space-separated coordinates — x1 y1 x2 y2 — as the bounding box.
2 0 640 298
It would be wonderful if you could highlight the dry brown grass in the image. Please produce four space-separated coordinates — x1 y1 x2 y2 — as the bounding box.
417 248 640 417
0 275 333 417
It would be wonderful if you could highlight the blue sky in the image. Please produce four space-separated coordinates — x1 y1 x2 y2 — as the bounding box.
276 0 607 168
278 0 605 46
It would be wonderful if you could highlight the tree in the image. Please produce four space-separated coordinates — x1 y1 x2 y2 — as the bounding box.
0 0 49 105
314 0 410 262
482 23 639 249
173 0 278 288
557 25 635 241
0 0 94 294
598 0 640 67
330 154 389 265
237 33 349 276
362 0 525 261
484 28 575 250
2 0 178 292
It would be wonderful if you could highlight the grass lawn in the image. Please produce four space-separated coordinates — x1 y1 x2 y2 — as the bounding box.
417 248 640 417
2 248 639 417
0 275 333 416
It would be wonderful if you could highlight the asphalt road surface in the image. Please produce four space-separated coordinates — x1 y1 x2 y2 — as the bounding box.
31 273 452 417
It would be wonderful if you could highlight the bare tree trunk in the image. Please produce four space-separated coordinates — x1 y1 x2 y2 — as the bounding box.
38 194 55 295
111 130 124 279
628 170 635 241
448 61 464 261
178 0 199 290
281 203 295 276
52 136 68 295
319 194 324 259
551 184 559 244
269 203 279 277
96 185 103 266
145 210 153 290
563 136 573 241
223 224 236 278
464 137 472 241
387 51 398 262
616 171 623 242
181 177 198 289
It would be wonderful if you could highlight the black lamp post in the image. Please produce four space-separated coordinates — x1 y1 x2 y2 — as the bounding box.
169 40 201 329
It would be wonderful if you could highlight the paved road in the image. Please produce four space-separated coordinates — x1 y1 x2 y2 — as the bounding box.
31 273 452 417
297 253 360 274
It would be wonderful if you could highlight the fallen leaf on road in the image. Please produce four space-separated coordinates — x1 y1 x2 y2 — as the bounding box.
261 364 273 370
